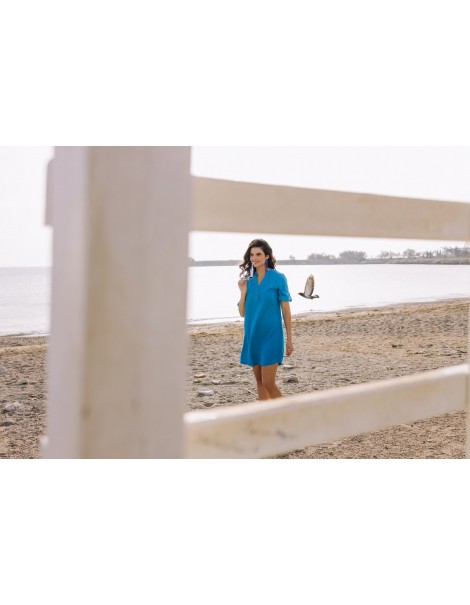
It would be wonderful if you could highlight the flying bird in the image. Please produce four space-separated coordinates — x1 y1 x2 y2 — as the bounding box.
298 274 319 299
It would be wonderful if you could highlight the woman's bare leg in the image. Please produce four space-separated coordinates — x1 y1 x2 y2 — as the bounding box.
253 365 270 400
261 363 282 399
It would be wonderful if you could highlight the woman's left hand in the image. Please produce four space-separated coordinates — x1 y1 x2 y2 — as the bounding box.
286 340 294 356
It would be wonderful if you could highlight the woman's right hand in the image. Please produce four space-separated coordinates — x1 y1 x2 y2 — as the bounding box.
238 278 247 293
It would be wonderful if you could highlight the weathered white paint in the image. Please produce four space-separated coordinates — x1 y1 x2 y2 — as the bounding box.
44 148 89 458
192 176 470 241
184 365 468 458
45 147 191 458
45 158 54 227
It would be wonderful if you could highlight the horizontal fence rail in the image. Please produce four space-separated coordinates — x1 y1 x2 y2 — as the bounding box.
191 176 470 241
184 364 468 458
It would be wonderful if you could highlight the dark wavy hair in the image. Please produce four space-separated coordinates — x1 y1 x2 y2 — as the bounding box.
239 238 276 277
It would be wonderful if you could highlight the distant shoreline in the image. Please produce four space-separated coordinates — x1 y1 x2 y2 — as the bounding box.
186 296 470 329
189 258 469 266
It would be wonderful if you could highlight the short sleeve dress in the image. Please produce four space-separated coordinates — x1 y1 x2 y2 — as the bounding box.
240 269 292 367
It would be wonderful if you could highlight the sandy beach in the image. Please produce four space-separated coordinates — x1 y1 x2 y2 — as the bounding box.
1 298 468 459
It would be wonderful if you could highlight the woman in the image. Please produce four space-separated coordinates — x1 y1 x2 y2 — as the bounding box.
238 238 293 400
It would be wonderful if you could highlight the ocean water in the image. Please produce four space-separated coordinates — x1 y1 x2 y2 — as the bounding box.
1 265 469 336
0 267 51 336
187 264 470 324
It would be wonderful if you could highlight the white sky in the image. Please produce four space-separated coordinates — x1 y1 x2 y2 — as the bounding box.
0 146 54 267
0 146 469 266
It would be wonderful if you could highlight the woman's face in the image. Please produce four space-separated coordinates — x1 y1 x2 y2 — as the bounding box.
250 247 269 269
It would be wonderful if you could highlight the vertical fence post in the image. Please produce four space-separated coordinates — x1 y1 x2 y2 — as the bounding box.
467 303 470 459
44 147 191 458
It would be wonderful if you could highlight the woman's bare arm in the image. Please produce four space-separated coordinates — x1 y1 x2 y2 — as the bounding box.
238 278 247 317
281 301 293 356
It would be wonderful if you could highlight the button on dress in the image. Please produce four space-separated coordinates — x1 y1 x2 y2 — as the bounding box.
240 269 292 367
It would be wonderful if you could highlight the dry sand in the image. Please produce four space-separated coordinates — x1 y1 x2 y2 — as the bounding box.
1 299 468 458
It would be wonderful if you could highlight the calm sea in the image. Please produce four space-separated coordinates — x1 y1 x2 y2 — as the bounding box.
0 267 51 336
187 264 470 324
1 265 469 335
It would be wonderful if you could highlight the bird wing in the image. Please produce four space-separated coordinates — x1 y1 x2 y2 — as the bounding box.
304 274 314 297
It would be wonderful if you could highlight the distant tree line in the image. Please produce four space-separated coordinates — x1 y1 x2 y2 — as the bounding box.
376 245 470 259
305 246 470 263
188 245 469 265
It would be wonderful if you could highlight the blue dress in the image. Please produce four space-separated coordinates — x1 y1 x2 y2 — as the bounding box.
240 269 292 367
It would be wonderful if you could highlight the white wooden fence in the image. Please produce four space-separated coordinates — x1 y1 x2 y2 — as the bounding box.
44 147 470 458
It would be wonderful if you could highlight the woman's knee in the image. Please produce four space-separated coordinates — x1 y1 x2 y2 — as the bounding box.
261 365 278 390
252 367 263 384
261 377 276 391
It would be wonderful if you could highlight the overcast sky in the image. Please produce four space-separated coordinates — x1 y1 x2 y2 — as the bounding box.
1 146 469 267
0 146 54 267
